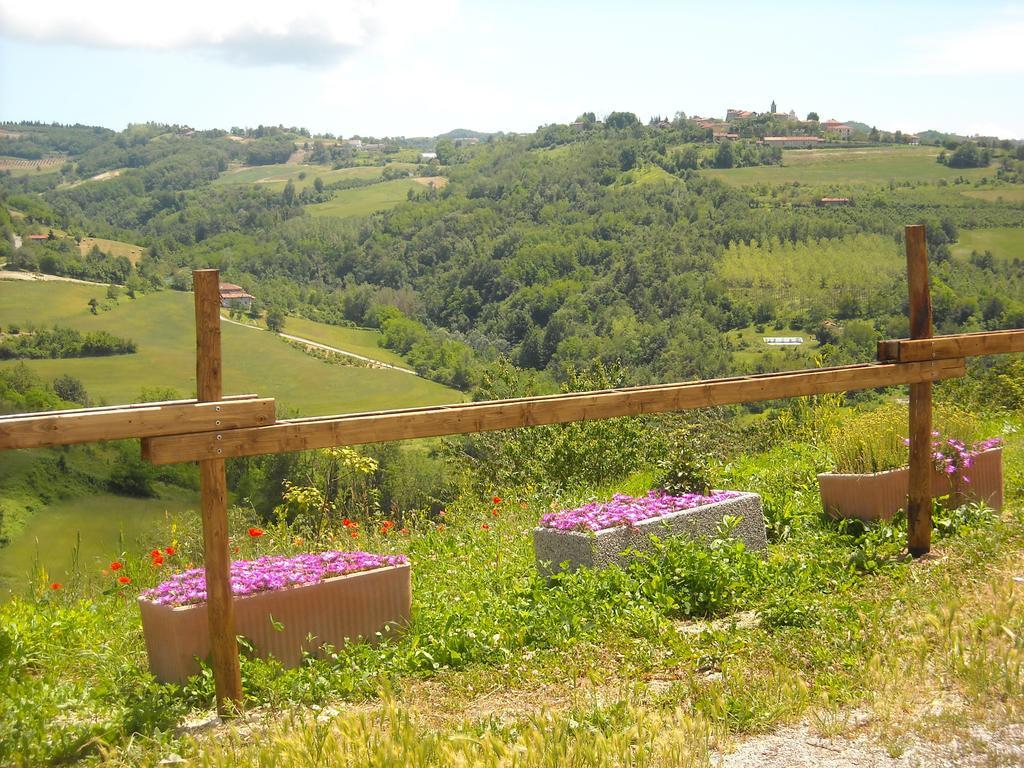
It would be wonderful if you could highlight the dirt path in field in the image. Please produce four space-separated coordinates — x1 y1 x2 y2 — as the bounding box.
220 315 418 375
715 719 1024 767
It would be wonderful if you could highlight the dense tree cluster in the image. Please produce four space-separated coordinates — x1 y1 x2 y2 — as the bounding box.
0 326 137 360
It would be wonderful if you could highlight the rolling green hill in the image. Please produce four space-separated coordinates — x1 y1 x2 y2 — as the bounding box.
0 281 461 415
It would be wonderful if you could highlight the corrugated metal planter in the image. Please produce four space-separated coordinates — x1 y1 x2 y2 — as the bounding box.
138 563 411 684
818 447 1003 521
533 491 766 577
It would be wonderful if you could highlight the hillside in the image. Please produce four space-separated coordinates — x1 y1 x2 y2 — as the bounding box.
0 280 459 414
4 120 1021 391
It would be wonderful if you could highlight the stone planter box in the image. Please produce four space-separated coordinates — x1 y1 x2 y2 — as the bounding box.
138 563 411 684
818 447 1003 521
533 492 766 576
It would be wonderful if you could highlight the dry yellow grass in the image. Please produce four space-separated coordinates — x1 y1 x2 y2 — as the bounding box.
79 236 144 264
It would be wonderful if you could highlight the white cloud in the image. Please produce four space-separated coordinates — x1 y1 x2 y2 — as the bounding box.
897 10 1024 76
0 0 455 67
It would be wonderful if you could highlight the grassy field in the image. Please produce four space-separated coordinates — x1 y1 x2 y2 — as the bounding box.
0 491 197 598
305 178 422 218
0 281 460 415
726 323 818 370
214 163 417 193
78 236 144 264
282 316 412 368
950 227 1024 263
959 185 1024 203
704 146 996 187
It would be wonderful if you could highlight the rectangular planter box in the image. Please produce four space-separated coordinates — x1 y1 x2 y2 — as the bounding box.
533 491 766 577
818 447 1003 521
138 563 411 684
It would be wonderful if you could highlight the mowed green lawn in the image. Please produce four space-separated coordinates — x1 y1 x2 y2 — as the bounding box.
283 316 412 368
305 179 422 218
704 146 995 186
0 281 461 415
950 227 1024 263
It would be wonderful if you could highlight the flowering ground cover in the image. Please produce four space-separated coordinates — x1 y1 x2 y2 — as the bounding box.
539 490 741 532
928 433 1003 482
141 551 408 607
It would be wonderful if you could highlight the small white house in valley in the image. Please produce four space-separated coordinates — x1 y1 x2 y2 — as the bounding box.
420 152 437 160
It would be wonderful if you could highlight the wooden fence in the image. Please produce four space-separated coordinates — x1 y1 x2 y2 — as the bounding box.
1 225 1022 714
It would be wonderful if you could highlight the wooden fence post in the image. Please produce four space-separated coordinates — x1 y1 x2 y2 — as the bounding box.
905 226 933 557
193 270 243 714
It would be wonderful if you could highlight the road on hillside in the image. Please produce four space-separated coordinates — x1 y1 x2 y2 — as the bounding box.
220 315 418 376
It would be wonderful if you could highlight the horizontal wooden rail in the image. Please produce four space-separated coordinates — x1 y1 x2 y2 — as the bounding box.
878 329 1024 363
0 393 261 422
0 397 276 450
142 359 964 465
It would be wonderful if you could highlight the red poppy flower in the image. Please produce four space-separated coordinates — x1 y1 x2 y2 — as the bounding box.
342 518 353 528
50 582 61 590
481 523 490 530
151 556 164 567
150 549 161 558
248 527 264 538
164 546 175 556
110 561 123 571
400 527 410 535
118 576 131 584
492 508 499 516
492 496 502 504
350 531 359 539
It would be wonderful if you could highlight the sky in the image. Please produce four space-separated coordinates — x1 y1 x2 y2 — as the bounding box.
1 0 1022 139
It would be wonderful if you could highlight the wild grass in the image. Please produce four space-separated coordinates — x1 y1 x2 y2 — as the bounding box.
1 398 1021 766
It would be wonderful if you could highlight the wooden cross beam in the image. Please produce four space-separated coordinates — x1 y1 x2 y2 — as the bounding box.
0 396 274 450
141 359 965 464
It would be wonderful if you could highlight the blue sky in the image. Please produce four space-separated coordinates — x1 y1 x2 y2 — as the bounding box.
1 0 1022 139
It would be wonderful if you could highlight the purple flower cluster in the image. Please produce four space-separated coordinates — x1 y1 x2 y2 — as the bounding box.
903 432 1003 485
539 490 741 532
141 551 408 607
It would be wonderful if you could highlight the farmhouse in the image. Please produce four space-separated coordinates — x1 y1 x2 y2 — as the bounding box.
713 131 740 142
823 120 852 139
219 283 255 310
726 108 755 121
763 136 825 149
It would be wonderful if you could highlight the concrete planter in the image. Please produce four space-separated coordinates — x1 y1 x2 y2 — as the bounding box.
818 447 1003 521
138 563 411 684
533 492 766 576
